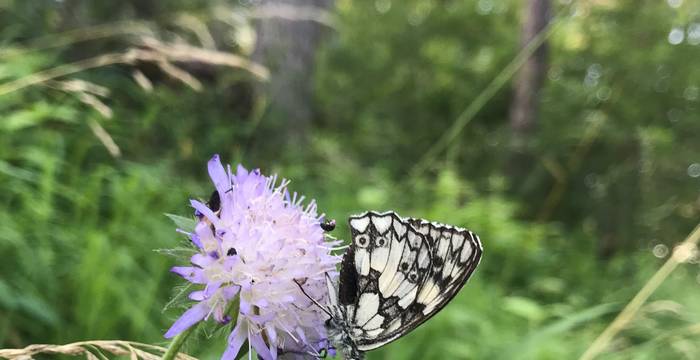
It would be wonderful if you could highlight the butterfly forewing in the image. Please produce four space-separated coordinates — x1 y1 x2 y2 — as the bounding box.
408 219 483 319
338 211 482 352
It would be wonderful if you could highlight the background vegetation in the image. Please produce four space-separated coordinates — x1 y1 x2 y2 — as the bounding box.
1 0 700 359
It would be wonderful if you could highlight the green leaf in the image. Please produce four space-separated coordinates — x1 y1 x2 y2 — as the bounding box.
226 295 241 326
82 345 110 360
504 302 619 359
0 103 77 132
165 213 197 232
0 280 16 309
503 296 546 322
16 292 60 326
0 160 39 183
234 343 249 360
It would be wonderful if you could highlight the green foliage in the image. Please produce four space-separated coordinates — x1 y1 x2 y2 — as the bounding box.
2 0 700 359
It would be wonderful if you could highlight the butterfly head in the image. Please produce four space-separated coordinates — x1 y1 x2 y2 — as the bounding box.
325 314 363 360
321 282 363 360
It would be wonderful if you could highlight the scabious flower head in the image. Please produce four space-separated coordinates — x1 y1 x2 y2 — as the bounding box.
165 154 340 359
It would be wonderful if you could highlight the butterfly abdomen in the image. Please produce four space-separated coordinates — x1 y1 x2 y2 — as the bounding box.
338 246 359 306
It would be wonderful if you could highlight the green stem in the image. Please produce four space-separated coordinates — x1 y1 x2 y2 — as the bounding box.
162 325 195 360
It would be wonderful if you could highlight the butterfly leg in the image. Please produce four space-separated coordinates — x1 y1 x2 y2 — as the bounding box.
293 279 334 318
315 342 338 359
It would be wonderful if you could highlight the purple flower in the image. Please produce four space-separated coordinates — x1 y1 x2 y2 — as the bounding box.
165 155 341 360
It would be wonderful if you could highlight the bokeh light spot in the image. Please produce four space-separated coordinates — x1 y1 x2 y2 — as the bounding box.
688 23 700 45
667 0 683 8
653 244 669 258
687 163 700 178
683 86 699 101
375 0 391 14
668 27 684 45
477 0 494 15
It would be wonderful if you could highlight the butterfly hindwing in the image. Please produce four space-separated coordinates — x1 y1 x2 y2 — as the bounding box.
337 211 483 353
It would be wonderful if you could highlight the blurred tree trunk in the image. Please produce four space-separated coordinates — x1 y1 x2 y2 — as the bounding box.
508 0 551 180
598 141 642 259
251 0 333 156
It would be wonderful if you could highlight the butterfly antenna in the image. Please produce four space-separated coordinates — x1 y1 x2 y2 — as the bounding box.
293 279 333 318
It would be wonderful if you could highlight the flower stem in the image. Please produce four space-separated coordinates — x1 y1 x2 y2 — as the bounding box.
162 325 195 360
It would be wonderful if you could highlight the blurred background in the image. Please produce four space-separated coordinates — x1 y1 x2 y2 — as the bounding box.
1 0 700 359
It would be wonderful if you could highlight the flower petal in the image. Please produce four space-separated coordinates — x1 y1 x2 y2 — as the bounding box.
188 290 206 301
191 253 216 267
239 299 251 315
266 327 278 360
236 164 249 180
164 301 209 338
208 154 231 196
326 344 336 358
222 320 248 360
189 233 204 249
222 285 240 300
249 330 273 360
190 200 222 228
170 266 206 284
194 220 220 252
204 282 222 297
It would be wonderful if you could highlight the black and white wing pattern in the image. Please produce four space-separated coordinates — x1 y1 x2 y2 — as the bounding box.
335 211 483 353
337 211 432 351
406 217 482 322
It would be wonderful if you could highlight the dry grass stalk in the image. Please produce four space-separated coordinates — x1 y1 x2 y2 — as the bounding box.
0 340 197 360
0 26 269 159
132 70 154 92
0 21 151 61
138 37 269 79
44 79 120 157
0 37 269 97
579 223 700 360
87 119 121 158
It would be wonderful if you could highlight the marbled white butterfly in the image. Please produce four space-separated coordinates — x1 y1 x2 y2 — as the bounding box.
299 211 483 360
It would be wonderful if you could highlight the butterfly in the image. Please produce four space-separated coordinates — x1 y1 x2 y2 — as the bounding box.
298 211 483 360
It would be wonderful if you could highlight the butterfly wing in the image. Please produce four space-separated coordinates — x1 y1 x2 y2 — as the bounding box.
338 211 482 351
337 211 432 349
407 218 483 328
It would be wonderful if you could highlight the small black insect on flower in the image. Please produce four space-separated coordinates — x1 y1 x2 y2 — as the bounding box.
207 189 221 213
321 219 336 232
